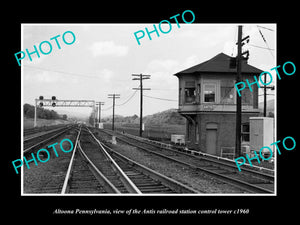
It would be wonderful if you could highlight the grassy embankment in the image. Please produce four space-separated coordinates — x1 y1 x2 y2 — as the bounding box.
103 123 185 142
23 117 70 129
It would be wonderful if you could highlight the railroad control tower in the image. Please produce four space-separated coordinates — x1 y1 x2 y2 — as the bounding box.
174 53 262 157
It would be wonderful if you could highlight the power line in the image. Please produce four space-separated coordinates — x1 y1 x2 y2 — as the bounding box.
257 26 274 59
143 95 177 102
150 88 177 91
103 93 177 112
24 65 101 79
23 65 128 81
116 89 138 106
102 88 139 110
257 25 275 32
249 44 274 51
132 74 151 137
102 105 113 111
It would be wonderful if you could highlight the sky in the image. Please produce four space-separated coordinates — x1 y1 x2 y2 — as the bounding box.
22 23 276 119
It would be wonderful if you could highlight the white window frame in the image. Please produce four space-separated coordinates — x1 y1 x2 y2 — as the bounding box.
203 83 217 103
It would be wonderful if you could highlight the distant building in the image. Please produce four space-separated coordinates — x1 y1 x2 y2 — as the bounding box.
174 53 263 157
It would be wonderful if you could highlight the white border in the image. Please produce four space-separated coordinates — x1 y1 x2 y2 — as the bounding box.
21 23 277 196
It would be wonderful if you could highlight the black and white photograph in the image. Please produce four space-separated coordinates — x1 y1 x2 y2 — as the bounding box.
5 5 298 220
20 23 276 195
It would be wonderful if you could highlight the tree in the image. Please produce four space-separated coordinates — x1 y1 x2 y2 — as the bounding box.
23 103 62 120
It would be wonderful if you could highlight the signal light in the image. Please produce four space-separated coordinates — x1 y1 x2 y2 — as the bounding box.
52 102 56 107
52 96 56 100
39 96 44 100
39 102 43 107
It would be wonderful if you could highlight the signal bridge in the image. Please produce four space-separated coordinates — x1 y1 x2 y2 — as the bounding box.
34 96 96 127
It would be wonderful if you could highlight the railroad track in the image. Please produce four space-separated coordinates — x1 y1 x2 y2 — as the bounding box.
86 128 198 194
24 124 66 136
99 128 275 194
61 140 119 194
61 126 140 194
74 126 198 194
120 130 274 175
23 125 74 154
23 125 118 194
24 124 197 194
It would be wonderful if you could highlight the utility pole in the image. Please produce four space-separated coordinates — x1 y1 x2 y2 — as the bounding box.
235 26 250 157
95 101 104 128
96 102 105 123
264 75 267 117
132 74 151 137
260 75 275 117
235 25 243 158
34 99 37 127
108 94 120 131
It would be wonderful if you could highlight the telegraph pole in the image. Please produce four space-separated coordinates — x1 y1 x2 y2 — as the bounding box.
235 25 250 157
132 74 151 137
34 99 37 127
96 101 104 128
108 94 120 131
96 102 105 123
235 25 243 158
260 75 275 117
264 75 267 117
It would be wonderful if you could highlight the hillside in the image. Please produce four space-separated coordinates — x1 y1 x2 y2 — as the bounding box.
23 117 70 129
101 109 185 125
101 114 139 124
100 99 275 127
143 109 185 125
258 99 275 116
24 103 68 120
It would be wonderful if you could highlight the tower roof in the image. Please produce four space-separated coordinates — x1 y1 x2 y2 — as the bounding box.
174 53 263 76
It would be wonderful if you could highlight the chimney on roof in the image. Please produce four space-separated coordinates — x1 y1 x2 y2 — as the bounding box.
229 57 236 69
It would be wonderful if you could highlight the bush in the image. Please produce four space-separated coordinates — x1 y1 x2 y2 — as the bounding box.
23 103 63 120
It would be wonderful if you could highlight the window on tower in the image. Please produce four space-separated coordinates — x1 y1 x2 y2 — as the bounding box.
184 81 196 104
204 84 216 103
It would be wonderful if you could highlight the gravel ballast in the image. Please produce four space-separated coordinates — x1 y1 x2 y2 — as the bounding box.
23 129 77 194
94 130 246 194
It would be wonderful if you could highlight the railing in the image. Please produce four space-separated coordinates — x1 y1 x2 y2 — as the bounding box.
179 103 258 112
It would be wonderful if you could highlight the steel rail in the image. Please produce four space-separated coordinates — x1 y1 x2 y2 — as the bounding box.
24 125 73 154
61 126 81 194
101 130 273 194
24 125 71 141
100 141 199 194
77 141 121 194
24 124 66 137
85 127 142 194
106 129 274 182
